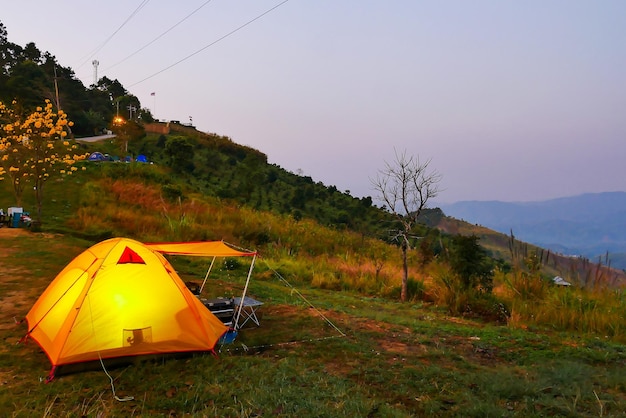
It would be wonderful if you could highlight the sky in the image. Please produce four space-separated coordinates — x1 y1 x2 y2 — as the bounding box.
2 1 625 203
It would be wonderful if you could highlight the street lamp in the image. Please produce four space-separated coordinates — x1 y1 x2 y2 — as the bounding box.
112 116 127 153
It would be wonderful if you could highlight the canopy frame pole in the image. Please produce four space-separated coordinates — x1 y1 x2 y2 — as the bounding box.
199 256 216 294
233 254 257 330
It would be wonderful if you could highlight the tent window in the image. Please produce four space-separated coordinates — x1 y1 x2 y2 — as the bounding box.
118 247 146 264
123 327 152 346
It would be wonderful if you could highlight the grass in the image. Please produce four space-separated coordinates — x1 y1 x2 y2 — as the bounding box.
2 231 626 417
1 149 626 416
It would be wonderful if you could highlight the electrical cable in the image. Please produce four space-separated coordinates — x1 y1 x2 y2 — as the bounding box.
128 0 290 87
105 0 216 71
76 0 151 70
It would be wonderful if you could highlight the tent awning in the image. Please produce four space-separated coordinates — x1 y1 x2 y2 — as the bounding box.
145 241 256 257
146 240 258 331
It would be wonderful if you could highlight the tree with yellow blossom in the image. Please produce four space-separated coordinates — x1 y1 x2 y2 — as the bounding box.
0 99 88 224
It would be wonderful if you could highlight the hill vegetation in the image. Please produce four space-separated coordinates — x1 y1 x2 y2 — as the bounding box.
1 23 625 416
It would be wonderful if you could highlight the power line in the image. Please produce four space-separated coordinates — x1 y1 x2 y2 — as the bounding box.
76 0 151 70
105 0 216 72
129 0 290 87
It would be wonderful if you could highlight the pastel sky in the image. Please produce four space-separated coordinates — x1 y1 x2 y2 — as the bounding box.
3 1 625 203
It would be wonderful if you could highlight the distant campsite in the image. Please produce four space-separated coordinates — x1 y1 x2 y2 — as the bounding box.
88 151 150 164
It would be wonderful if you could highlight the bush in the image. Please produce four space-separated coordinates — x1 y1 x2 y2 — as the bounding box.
161 184 184 202
462 292 510 324
406 278 426 301
431 264 509 323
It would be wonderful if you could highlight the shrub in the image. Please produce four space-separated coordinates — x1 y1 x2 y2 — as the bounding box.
161 184 184 202
406 278 426 301
430 263 509 323
462 292 510 324
448 234 495 292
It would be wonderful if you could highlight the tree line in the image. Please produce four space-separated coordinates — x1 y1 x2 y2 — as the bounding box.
0 21 150 137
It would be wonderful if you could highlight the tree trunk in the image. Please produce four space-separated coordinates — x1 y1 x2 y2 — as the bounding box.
401 241 408 302
36 182 43 222
13 178 23 207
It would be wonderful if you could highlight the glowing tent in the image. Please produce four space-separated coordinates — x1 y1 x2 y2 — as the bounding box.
24 237 229 381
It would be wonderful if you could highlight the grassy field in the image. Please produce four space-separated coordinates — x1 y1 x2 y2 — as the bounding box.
1 229 625 417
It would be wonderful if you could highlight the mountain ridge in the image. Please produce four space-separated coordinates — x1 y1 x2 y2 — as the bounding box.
439 192 626 269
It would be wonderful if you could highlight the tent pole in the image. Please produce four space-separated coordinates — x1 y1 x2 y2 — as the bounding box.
233 254 256 330
199 256 216 294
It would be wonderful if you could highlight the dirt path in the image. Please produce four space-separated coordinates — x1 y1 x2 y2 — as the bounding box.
0 228 48 334
0 226 29 238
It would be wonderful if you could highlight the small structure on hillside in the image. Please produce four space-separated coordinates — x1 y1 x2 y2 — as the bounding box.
553 276 572 286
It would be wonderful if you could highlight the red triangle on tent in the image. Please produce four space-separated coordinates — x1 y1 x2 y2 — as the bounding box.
118 247 146 264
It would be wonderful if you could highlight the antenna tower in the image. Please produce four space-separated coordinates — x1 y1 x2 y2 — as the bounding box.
92 60 99 85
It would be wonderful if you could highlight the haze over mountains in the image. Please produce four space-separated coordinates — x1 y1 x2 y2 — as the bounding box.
439 192 626 269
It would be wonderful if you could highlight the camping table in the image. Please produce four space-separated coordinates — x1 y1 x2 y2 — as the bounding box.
233 296 263 328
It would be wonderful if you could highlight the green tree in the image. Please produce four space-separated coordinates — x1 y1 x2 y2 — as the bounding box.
0 99 87 221
5 60 50 108
449 234 494 292
96 76 127 100
0 21 21 78
165 136 195 173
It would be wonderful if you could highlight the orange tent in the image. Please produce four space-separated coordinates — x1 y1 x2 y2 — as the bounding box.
24 237 228 381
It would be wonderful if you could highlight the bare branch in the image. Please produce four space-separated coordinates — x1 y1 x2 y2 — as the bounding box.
370 149 442 302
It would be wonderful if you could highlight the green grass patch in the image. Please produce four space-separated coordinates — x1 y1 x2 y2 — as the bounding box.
2 233 625 416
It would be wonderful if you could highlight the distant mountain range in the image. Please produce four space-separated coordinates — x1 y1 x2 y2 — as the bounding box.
439 192 626 270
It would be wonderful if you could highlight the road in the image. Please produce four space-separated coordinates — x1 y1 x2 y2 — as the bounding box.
74 134 116 143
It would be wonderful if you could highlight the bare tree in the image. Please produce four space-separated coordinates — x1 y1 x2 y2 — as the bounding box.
371 150 441 302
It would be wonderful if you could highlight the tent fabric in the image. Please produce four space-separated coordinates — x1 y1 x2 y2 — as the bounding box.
88 152 105 162
145 241 256 257
24 238 228 375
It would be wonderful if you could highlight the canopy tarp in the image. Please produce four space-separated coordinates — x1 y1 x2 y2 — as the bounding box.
145 241 256 257
146 240 257 330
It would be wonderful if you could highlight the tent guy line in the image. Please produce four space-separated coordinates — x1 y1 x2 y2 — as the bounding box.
218 258 347 354
218 334 345 355
87 294 135 403
262 259 346 338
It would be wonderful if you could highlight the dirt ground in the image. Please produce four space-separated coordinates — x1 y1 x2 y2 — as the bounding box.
0 226 28 238
0 228 44 334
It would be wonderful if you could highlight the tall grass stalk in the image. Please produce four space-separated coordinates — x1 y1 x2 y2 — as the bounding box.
508 287 625 339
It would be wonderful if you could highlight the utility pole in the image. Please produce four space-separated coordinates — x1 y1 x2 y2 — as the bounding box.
127 105 136 119
53 65 61 110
